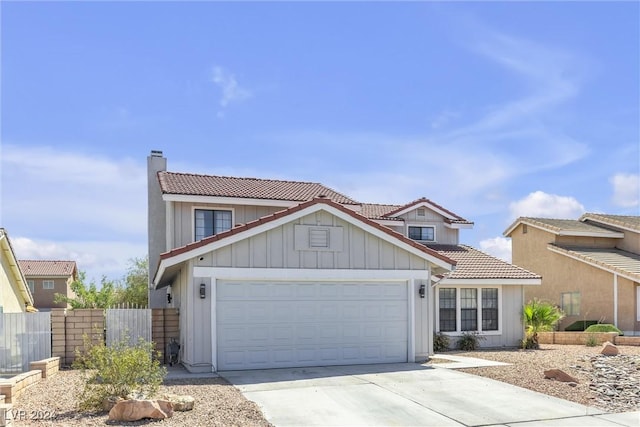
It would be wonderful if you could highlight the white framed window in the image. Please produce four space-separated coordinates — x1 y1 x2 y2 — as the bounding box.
43 280 54 290
417 208 426 217
408 225 435 242
194 209 232 241
27 280 35 293
561 292 580 316
436 286 501 334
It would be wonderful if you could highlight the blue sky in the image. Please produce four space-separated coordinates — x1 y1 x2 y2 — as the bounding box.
2 2 639 283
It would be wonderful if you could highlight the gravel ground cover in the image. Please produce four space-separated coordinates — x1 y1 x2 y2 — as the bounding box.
10 344 639 425
11 372 272 426
440 344 640 413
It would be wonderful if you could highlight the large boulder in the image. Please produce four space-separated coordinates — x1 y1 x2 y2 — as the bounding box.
544 369 578 384
601 341 619 356
108 399 173 422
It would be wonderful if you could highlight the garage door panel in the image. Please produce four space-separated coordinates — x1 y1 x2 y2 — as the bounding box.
217 281 408 370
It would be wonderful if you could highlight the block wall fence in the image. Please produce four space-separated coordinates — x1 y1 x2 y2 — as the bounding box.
50 308 179 366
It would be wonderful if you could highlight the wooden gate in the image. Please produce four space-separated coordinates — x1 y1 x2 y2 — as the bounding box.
105 309 152 346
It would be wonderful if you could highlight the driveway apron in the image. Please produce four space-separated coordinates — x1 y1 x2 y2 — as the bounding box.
219 363 632 427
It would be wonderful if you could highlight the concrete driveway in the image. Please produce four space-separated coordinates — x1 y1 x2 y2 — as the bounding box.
220 363 640 427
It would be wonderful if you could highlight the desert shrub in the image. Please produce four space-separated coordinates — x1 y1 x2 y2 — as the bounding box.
584 324 623 335
433 332 450 352
457 331 485 351
564 320 598 331
73 334 167 411
585 334 599 347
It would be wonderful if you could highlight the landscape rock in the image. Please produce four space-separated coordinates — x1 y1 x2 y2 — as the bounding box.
543 369 579 383
600 341 619 356
108 399 173 422
163 393 195 411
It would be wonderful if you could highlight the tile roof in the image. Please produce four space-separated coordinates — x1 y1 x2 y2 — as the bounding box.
18 260 77 278
580 213 640 232
359 203 403 220
426 244 541 280
158 172 360 205
158 198 457 267
549 244 640 281
505 217 624 237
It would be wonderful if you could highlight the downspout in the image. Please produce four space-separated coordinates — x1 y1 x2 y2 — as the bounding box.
613 274 618 327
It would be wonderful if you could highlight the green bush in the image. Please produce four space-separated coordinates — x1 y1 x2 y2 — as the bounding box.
584 324 623 335
564 320 598 331
457 331 485 351
433 332 450 352
73 334 167 412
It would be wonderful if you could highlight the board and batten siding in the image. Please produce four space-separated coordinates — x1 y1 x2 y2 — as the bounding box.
193 211 430 271
484 286 525 347
395 209 458 245
170 202 285 248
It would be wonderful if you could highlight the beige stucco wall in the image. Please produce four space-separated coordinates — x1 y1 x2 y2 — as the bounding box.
512 224 638 332
26 276 74 309
0 256 27 313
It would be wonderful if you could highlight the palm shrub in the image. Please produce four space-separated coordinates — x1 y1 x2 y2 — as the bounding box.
73 334 167 411
522 299 564 349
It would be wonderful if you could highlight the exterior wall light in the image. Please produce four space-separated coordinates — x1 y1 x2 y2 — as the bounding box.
200 283 206 299
419 284 426 299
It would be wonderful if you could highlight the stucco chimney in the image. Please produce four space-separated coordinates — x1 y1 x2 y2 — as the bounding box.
147 150 167 308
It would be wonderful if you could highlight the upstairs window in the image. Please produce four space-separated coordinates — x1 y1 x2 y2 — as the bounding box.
195 209 232 241
27 280 35 293
408 226 435 242
43 280 54 290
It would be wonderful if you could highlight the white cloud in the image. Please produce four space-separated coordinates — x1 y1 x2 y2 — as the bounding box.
1 145 147 281
509 191 585 219
479 237 512 263
610 173 639 207
211 66 251 117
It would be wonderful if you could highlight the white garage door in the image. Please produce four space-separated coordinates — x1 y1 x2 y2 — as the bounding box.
216 281 408 370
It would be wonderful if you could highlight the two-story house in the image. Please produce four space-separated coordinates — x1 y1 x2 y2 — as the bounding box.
18 260 77 311
148 151 540 372
0 229 35 313
505 214 640 334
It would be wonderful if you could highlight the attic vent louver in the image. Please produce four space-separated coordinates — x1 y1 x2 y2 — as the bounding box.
309 228 330 248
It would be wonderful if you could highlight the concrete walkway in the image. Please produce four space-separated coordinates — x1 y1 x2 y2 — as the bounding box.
220 362 640 427
428 353 511 369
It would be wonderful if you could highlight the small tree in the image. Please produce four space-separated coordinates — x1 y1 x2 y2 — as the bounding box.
54 271 119 309
74 334 166 411
116 256 149 307
522 299 564 349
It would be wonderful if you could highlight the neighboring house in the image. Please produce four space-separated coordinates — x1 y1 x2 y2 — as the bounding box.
148 151 540 372
18 260 77 311
0 229 35 313
505 214 640 334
